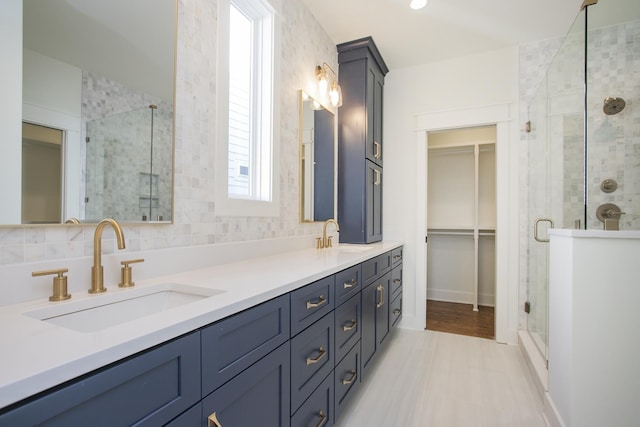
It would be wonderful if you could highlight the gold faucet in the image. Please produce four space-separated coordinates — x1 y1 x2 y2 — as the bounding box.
90 218 126 293
318 219 340 249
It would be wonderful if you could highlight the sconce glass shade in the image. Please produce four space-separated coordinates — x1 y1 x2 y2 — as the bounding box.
316 63 342 108
410 0 427 10
329 81 343 107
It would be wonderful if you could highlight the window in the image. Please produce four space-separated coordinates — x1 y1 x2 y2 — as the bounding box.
227 0 273 201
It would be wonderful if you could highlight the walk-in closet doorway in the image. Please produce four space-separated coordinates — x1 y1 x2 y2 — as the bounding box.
414 104 516 344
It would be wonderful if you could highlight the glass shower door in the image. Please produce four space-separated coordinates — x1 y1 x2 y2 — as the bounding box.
525 11 586 362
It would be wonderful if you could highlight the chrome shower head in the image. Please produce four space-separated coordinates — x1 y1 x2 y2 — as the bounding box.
603 97 626 115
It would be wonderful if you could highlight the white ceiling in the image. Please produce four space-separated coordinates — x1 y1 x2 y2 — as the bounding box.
302 0 630 69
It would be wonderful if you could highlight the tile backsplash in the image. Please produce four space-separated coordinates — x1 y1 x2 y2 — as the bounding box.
0 0 337 266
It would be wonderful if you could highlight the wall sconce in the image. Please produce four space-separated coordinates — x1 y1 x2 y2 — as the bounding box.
315 63 343 107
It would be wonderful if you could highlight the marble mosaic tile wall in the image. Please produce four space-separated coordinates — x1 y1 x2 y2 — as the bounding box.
518 18 640 331
0 0 337 265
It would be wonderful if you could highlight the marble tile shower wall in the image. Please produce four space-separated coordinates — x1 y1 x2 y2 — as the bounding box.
0 0 337 266
518 19 640 329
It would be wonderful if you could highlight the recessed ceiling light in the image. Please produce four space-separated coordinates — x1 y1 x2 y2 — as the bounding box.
410 0 428 10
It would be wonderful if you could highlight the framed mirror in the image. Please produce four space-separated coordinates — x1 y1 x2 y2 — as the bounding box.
7 0 177 225
299 91 336 222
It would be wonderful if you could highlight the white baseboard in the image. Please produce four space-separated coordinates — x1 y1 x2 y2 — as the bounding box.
427 288 495 307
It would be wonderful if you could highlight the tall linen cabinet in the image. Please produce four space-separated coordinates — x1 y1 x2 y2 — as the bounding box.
337 37 389 243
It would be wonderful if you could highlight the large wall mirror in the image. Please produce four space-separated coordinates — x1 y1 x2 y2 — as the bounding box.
10 0 176 225
299 91 336 222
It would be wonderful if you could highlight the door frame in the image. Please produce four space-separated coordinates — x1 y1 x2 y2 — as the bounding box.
415 103 517 344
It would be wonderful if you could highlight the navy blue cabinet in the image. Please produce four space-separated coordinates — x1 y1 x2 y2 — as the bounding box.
1 248 401 427
201 294 290 396
202 342 291 427
290 313 334 413
337 37 389 244
0 333 201 427
291 369 334 427
334 341 361 420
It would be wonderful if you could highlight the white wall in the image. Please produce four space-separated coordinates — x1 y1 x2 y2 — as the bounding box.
383 48 521 340
23 49 83 221
0 0 22 224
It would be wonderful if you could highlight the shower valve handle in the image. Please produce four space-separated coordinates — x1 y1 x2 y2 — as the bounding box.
603 209 625 218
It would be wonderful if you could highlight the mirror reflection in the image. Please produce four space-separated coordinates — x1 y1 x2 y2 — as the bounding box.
299 91 335 222
14 0 176 225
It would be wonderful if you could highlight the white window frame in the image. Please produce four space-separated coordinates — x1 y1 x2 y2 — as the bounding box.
216 0 281 217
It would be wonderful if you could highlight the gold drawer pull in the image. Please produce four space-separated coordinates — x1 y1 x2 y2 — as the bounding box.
374 141 381 159
394 308 402 315
208 412 222 427
306 347 327 365
376 285 385 308
343 320 357 332
306 295 327 309
341 370 357 385
314 410 328 427
343 279 357 289
393 255 402 260
393 279 401 285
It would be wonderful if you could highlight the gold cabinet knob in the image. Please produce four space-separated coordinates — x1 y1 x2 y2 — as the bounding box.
32 268 71 301
119 258 144 288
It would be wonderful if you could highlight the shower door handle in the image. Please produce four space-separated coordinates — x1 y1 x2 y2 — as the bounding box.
534 218 554 243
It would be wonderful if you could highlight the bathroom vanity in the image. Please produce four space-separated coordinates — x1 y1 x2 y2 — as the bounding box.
0 242 402 426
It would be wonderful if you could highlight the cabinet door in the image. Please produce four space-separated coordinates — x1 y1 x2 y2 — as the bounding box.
365 160 382 243
202 342 290 427
375 272 391 348
360 282 377 379
365 64 384 167
0 333 201 427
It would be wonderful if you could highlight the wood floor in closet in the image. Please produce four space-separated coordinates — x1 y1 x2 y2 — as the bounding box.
426 300 495 340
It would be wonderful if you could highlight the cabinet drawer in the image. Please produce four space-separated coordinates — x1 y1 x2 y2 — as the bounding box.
334 341 361 422
0 333 201 427
378 251 392 275
202 342 290 427
201 294 290 396
165 402 201 426
291 370 334 427
290 313 334 413
391 263 403 300
335 264 361 307
334 292 361 363
391 292 403 329
291 276 335 337
362 257 378 286
391 247 403 265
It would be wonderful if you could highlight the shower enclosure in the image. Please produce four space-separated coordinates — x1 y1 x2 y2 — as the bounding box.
523 0 640 362
85 105 173 222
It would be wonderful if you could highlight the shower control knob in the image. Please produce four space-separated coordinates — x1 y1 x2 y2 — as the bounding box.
600 179 618 193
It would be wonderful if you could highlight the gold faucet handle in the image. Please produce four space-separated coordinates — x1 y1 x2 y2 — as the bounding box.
327 236 333 247
316 237 324 249
119 258 144 288
32 268 71 301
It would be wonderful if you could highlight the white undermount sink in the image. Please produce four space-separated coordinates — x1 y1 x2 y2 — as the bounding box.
25 283 224 333
336 244 373 253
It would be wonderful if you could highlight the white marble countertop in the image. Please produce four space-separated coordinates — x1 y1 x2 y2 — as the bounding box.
549 229 640 239
0 241 401 409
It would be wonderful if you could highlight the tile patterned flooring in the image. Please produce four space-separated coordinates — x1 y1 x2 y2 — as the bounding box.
338 329 546 427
